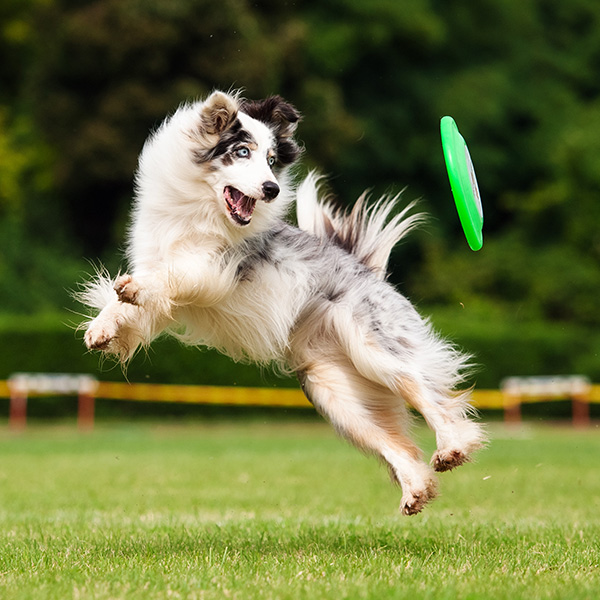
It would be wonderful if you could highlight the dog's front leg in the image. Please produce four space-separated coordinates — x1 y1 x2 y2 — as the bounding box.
84 271 173 361
115 256 237 310
84 298 149 361
86 257 236 361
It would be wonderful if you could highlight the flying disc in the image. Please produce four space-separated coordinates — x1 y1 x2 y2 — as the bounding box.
440 116 483 251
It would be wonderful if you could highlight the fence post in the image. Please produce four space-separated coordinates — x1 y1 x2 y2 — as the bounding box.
501 377 522 425
8 381 28 431
77 376 98 432
572 392 590 428
504 392 522 424
78 391 95 431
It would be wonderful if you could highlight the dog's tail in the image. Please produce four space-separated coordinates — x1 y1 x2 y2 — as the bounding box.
296 172 425 279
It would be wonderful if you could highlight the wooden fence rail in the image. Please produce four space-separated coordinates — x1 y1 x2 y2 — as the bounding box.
1 375 599 431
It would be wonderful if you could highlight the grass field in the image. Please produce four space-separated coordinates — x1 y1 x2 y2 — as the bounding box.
0 418 599 599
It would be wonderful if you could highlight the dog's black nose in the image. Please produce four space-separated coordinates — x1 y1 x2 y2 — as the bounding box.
262 181 280 201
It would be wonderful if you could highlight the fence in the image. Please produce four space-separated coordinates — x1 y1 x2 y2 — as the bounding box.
1 374 599 431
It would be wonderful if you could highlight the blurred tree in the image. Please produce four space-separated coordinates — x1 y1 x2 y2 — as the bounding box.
0 0 80 312
0 0 599 344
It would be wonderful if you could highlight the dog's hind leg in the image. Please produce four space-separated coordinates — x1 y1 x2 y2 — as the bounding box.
327 309 485 473
298 358 438 515
395 377 486 473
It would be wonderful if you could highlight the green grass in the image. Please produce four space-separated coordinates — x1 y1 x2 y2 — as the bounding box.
0 419 599 599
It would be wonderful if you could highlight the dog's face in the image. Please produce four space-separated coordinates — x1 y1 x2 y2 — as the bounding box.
192 92 301 230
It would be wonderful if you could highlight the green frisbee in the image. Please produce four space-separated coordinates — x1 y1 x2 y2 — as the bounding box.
440 116 483 251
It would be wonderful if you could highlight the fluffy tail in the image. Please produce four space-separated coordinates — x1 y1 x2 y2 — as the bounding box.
296 172 425 279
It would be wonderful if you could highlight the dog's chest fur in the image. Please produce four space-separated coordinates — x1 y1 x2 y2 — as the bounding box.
172 223 318 363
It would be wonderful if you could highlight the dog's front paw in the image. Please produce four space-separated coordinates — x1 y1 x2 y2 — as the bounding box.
114 274 140 305
84 318 119 351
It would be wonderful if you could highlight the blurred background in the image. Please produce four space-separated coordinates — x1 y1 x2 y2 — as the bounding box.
0 0 599 406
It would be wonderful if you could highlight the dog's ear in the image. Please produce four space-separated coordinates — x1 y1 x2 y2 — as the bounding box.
240 96 301 138
199 91 239 135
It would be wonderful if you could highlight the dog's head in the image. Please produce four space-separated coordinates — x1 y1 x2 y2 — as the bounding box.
185 91 301 232
136 90 301 240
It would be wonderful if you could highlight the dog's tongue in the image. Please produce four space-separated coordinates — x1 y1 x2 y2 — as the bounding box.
235 190 256 221
225 186 256 224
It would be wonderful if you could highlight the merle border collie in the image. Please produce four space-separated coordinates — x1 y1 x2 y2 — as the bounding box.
81 90 485 515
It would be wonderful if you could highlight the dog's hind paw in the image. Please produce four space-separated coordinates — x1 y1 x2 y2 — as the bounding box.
432 449 469 472
400 493 427 516
400 481 438 516
114 274 140 305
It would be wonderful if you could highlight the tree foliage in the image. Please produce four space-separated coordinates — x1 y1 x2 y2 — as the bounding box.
1 0 599 369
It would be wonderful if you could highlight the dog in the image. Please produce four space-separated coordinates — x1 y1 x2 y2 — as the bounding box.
81 90 485 515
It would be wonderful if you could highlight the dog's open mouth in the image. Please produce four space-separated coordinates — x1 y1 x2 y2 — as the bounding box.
224 186 257 226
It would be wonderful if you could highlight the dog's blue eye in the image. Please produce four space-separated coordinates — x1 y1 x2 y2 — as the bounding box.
268 156 276 167
236 147 250 158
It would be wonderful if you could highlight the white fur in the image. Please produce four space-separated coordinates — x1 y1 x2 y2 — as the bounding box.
81 91 485 514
